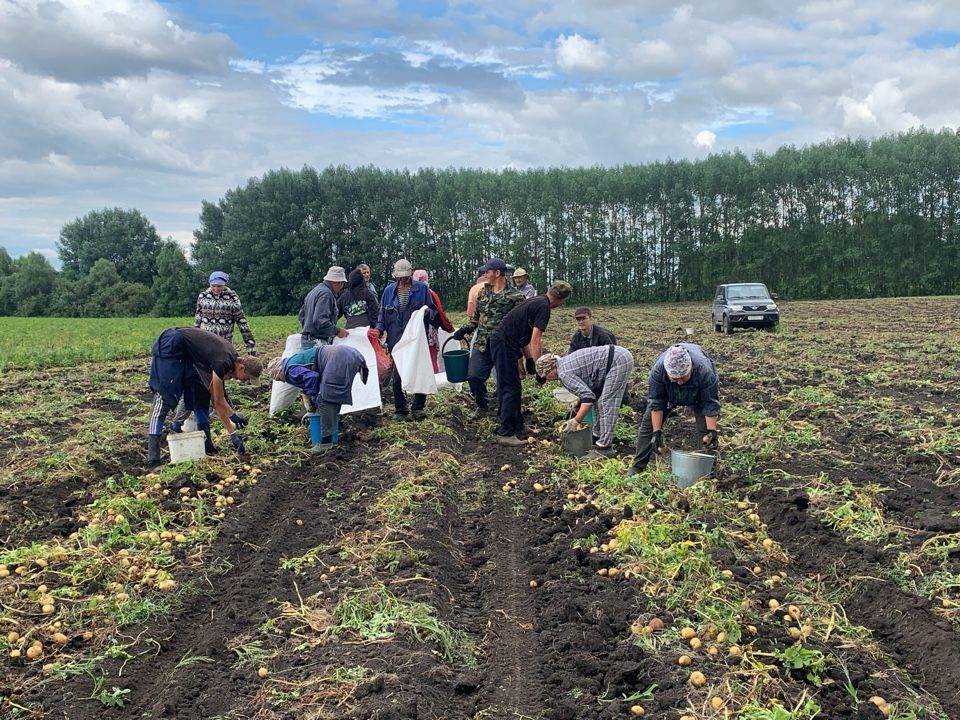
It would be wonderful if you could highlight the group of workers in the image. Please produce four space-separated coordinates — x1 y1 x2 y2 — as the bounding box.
145 259 721 478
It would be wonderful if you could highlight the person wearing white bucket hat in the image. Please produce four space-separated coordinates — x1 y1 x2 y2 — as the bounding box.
625 343 720 478
298 266 348 350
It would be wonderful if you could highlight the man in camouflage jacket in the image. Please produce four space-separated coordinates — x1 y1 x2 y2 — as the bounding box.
452 257 524 417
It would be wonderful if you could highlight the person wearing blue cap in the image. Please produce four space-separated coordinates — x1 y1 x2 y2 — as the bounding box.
195 271 257 354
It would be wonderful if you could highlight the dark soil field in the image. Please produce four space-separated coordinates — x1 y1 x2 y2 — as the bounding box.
3 297 960 719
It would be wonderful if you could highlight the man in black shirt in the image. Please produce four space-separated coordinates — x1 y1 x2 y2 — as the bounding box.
147 327 262 470
568 307 617 353
488 280 572 445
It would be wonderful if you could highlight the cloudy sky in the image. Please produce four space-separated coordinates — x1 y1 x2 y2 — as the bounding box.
2 0 959 262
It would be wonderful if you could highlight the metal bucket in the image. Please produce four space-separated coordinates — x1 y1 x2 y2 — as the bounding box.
670 449 715 488
562 424 593 457
441 338 469 383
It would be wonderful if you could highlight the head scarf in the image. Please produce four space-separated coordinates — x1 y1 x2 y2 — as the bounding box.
535 353 560 377
664 345 692 379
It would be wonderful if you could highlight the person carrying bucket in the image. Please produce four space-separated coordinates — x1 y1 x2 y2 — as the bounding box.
625 343 720 478
267 345 369 451
535 346 634 457
452 257 525 418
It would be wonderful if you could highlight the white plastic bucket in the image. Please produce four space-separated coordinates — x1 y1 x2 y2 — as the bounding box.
553 387 577 403
181 415 198 432
168 431 206 464
670 449 715 488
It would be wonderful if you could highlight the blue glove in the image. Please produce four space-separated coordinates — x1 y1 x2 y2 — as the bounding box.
230 413 248 429
230 433 246 454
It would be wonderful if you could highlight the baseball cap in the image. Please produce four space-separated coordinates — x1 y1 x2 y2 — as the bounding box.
550 280 573 299
573 307 592 319
480 257 507 273
393 259 413 278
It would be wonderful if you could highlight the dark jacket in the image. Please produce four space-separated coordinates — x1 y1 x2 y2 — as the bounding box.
298 281 340 341
282 345 368 406
338 270 380 329
646 343 720 416
375 280 438 351
569 324 617 354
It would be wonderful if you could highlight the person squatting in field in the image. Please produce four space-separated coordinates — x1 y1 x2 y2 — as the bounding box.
488 280 573 446
626 343 720 477
147 327 262 470
374 259 441 421
536 345 634 456
453 257 525 418
267 345 369 450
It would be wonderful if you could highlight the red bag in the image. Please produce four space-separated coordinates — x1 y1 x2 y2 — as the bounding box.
368 328 393 384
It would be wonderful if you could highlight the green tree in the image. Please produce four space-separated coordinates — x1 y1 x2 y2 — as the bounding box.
57 208 162 282
153 240 202 316
0 252 58 316
0 247 13 277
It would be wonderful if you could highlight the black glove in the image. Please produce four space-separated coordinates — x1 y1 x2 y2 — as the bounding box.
702 429 719 450
452 326 470 341
535 374 547 386
230 433 246 454
247 349 258 356
650 430 663 455
525 357 537 374
359 364 370 384
230 413 248 429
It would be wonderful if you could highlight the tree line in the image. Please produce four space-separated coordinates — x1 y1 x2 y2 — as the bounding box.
2 127 959 317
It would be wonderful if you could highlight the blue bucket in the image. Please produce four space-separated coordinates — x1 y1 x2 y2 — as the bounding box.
306 413 339 446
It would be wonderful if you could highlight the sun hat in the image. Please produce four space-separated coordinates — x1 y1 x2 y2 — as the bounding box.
535 353 560 377
323 266 347 283
513 267 528 278
208 271 229 286
664 345 692 380
393 259 413 278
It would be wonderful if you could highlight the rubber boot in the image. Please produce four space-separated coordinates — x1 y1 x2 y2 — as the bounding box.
147 434 163 472
198 423 218 455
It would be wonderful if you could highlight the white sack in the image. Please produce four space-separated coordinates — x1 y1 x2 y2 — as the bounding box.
333 327 383 414
391 307 438 395
436 327 457 373
434 372 463 392
269 333 306 416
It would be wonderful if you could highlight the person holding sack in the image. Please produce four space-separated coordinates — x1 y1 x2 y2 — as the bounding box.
535 346 634 456
374 259 439 421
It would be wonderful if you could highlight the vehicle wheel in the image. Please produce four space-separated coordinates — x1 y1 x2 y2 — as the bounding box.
713 315 721 332
723 315 733 335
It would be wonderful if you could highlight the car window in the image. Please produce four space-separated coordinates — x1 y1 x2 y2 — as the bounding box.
727 284 769 300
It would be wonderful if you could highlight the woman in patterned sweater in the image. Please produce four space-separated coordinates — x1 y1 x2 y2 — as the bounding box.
195 271 257 354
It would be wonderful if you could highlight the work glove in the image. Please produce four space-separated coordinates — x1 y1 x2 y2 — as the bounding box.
230 433 246 454
230 413 249 429
702 429 719 451
452 326 470 341
247 349 258 356
525 357 537 375
359 364 370 384
562 418 580 433
650 430 664 455
535 374 547 386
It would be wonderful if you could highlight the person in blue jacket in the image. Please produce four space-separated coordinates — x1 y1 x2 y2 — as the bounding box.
374 258 439 421
626 343 720 477
267 345 369 449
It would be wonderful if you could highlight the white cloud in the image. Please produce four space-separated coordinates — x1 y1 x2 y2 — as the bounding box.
838 78 922 132
555 34 611 72
694 130 717 148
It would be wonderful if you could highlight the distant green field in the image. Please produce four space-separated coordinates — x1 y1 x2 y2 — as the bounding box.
0 316 299 371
